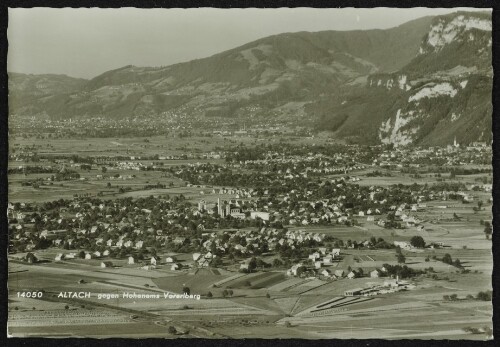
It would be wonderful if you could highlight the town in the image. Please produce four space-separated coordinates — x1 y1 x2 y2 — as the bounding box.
8 124 493 339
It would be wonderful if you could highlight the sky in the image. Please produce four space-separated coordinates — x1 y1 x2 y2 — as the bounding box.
7 7 490 79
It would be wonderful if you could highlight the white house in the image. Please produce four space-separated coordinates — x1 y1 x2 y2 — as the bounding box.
250 211 270 221
101 261 113 268
393 241 412 251
320 269 331 278
151 256 159 266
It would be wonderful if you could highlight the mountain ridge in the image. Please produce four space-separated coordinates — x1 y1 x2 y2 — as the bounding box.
8 11 492 147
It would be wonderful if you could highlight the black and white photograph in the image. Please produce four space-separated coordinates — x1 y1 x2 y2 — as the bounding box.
5 5 494 339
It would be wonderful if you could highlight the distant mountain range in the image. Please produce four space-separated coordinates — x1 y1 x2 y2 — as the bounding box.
8 11 492 147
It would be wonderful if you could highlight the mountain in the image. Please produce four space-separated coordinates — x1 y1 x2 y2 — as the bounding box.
8 11 492 146
311 11 492 146
8 73 88 117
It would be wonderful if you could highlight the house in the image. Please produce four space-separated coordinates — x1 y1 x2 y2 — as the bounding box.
323 255 333 264
103 249 110 256
344 288 364 296
101 261 113 268
204 252 214 259
128 256 136 265
170 263 181 271
287 263 304 276
151 256 159 266
334 270 345 278
314 261 322 269
370 269 381 278
250 211 270 221
55 253 64 261
192 253 202 261
198 258 210 267
85 253 92 260
347 271 357 279
165 256 176 263
320 269 331 278
393 241 412 251
93 251 101 258
173 237 186 245
331 249 341 257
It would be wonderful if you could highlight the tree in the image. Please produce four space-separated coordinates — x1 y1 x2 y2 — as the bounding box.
442 253 453 265
296 266 306 277
182 286 190 295
476 291 492 301
222 289 229 298
273 258 283 267
477 201 483 210
168 326 177 334
484 222 492 240
410 236 426 248
207 291 213 298
248 257 257 272
78 250 86 259
397 253 406 264
266 293 271 299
